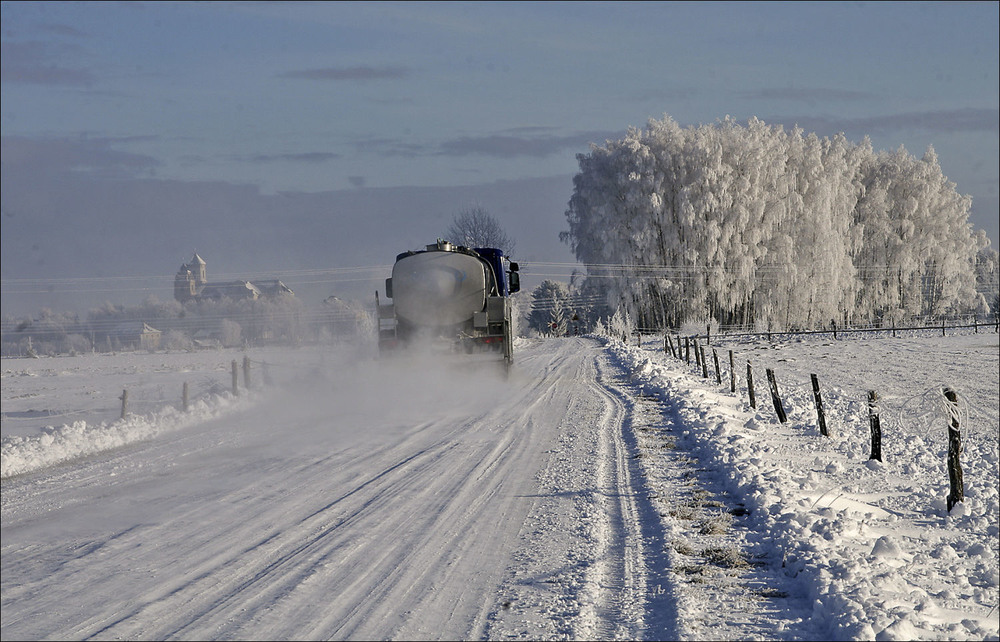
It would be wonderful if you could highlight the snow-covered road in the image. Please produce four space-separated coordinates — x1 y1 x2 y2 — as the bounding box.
2 338 670 640
3 333 998 641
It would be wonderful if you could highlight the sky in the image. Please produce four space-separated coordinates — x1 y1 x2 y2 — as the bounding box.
1 1 998 316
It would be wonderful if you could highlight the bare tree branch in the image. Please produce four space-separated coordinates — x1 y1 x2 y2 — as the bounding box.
445 206 516 256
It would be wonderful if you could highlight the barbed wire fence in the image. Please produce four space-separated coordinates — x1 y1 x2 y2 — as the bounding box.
600 321 999 514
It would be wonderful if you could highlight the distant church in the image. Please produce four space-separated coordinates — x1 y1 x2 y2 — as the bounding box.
174 253 293 304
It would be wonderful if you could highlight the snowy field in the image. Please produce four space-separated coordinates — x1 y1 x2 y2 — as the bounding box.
1 332 998 640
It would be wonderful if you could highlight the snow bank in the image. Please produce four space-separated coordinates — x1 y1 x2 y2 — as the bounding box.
1 392 245 479
604 335 999 641
1 346 351 479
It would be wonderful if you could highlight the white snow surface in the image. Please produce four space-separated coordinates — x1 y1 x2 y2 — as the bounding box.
1 332 998 640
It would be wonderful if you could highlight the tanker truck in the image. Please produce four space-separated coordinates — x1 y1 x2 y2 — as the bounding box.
376 240 520 363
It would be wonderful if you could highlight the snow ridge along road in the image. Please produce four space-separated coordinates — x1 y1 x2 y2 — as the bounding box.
3 338 673 640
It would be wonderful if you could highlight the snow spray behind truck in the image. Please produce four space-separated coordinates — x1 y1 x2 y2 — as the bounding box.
377 240 520 364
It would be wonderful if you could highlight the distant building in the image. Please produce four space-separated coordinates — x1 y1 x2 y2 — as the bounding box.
199 280 261 302
173 253 293 304
254 280 295 298
108 322 162 351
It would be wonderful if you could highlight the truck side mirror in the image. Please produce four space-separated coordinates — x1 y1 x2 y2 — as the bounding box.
508 271 520 294
509 262 519 272
385 277 393 299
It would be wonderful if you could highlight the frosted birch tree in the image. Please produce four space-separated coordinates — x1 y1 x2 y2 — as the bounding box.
563 115 985 331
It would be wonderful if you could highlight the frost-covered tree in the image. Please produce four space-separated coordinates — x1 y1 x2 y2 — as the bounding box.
161 330 195 352
563 114 985 331
569 276 614 332
607 307 633 341
445 206 516 255
853 146 982 323
220 319 242 348
975 246 1000 315
527 280 572 335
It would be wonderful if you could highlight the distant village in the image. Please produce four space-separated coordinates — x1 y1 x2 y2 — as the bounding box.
174 253 294 304
0 254 366 357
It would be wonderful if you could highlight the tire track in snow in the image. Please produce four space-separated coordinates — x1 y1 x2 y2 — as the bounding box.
87 401 540 640
66 421 466 640
575 355 641 639
587 351 681 640
487 339 676 640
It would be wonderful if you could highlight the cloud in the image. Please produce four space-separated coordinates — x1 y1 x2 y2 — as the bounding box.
436 130 624 158
771 108 1000 136
0 41 95 86
1 136 159 177
278 65 411 81
739 87 873 104
635 87 700 103
352 138 433 158
353 129 623 160
38 23 88 38
247 152 341 164
1 64 94 86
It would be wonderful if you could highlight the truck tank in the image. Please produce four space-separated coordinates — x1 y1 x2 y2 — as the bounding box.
377 240 519 364
391 249 488 328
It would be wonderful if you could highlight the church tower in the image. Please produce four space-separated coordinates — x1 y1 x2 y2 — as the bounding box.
174 253 208 303
189 253 207 288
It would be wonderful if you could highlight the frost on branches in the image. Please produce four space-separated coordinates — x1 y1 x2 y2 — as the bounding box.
562 116 992 331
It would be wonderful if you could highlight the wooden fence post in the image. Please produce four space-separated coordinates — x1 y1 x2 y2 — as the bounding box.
765 368 787 424
811 374 828 437
243 355 251 389
729 350 736 393
746 361 756 409
120 389 128 419
182 382 189 412
685 337 691 364
712 349 722 385
700 346 708 378
868 391 882 462
232 360 239 396
943 387 964 511
694 338 701 368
